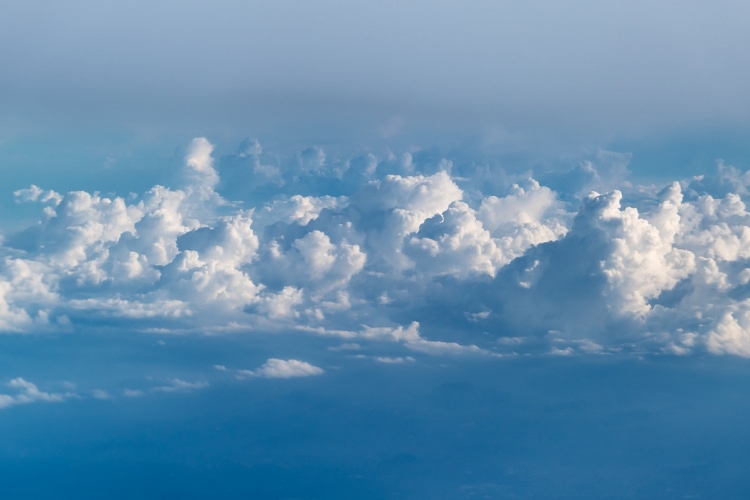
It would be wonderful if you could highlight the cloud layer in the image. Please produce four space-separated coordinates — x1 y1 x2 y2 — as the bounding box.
4 138 750 358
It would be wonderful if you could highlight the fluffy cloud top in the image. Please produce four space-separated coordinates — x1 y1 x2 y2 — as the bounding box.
5 138 750 358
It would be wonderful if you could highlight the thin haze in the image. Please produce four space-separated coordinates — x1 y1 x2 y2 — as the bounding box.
2 0 750 139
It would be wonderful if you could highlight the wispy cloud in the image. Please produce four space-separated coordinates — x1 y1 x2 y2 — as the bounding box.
152 379 209 393
0 378 76 410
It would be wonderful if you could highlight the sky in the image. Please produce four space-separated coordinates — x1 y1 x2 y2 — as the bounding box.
3 2 750 498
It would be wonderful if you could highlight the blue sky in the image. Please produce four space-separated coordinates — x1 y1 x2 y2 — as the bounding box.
3 1 750 498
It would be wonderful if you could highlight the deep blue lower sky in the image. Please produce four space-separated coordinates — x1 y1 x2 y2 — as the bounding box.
0 331 747 499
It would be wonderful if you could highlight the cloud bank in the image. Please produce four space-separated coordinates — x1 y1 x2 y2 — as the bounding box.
4 138 750 358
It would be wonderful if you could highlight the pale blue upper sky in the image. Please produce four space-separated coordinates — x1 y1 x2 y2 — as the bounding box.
3 0 750 143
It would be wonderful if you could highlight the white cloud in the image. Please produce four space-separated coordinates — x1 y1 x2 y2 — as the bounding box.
375 356 415 363
354 171 463 273
549 347 575 356
91 389 111 400
706 304 750 357
328 343 362 351
254 195 345 228
185 137 220 195
13 185 61 205
596 184 695 317
405 338 492 356
406 201 505 278
8 138 750 358
302 321 493 356
258 287 304 320
240 358 324 379
152 379 209 393
0 378 75 410
354 322 422 345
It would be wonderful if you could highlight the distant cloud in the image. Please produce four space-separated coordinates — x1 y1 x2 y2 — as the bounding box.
327 343 362 352
0 378 76 410
91 389 111 400
240 359 324 379
375 356 415 364
152 379 209 393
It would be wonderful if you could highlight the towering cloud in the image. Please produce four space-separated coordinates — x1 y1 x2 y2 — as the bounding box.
3 138 750 358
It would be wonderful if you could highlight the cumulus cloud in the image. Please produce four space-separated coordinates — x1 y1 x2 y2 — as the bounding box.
706 305 750 357
185 137 220 196
240 359 324 379
6 137 750 359
405 180 566 279
13 185 62 205
590 184 694 317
